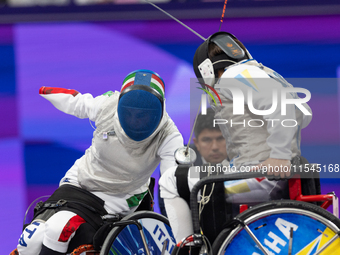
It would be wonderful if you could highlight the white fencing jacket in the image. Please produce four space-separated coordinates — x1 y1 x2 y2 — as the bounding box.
211 60 312 167
39 87 183 196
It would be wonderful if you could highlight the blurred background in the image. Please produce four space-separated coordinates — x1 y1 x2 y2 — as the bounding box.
0 0 340 252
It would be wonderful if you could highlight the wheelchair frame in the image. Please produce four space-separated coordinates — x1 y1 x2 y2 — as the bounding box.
186 168 339 255
11 167 339 255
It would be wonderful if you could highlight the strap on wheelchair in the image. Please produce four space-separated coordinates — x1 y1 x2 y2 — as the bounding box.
175 165 191 207
32 183 155 252
33 184 108 230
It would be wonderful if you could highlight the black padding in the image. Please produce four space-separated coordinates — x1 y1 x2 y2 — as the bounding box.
175 165 191 206
199 164 231 244
34 184 107 230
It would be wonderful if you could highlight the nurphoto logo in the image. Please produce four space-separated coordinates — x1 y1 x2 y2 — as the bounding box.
198 83 311 128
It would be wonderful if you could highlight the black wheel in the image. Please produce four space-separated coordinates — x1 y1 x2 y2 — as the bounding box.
212 200 340 255
100 211 176 255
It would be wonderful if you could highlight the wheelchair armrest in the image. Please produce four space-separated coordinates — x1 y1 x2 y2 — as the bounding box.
190 171 267 234
288 163 339 218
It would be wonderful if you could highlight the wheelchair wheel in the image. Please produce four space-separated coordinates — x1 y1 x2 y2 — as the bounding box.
212 200 340 255
100 211 176 255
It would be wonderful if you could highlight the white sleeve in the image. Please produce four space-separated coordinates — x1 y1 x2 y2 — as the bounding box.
159 166 198 242
217 65 296 160
164 197 194 243
157 132 184 175
39 87 111 121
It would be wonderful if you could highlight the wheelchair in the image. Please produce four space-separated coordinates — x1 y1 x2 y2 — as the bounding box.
13 211 175 255
66 210 175 255
172 167 340 255
11 168 340 255
11 178 176 255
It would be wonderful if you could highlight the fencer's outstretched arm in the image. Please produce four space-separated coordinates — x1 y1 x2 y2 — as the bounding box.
39 86 112 121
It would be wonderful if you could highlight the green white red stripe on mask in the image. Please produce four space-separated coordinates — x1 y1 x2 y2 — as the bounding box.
150 74 164 98
120 71 164 99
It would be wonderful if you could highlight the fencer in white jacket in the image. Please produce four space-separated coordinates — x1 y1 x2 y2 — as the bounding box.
159 32 312 244
17 70 183 255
